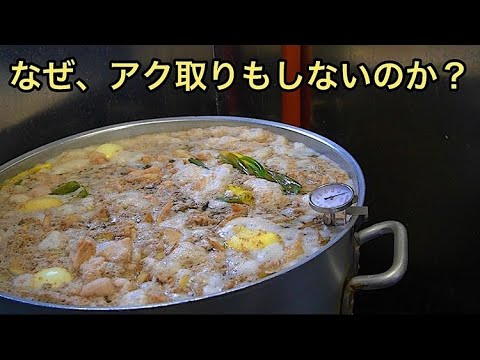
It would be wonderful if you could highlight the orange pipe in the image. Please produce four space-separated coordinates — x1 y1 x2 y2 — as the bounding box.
300 45 313 129
281 45 302 127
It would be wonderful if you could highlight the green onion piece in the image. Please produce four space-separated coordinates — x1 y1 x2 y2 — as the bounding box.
77 187 89 198
188 158 209 169
219 152 249 175
267 170 302 195
219 151 302 195
51 181 81 195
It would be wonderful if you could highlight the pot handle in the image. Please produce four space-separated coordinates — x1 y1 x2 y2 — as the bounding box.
347 221 408 290
342 220 408 313
350 220 408 290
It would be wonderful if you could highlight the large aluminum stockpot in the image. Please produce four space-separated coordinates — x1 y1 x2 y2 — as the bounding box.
0 116 408 314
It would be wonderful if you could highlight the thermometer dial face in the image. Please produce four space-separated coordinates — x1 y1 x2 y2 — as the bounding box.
309 183 355 214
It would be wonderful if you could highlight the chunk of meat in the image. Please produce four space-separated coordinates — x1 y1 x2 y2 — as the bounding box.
80 256 105 282
139 155 153 164
186 213 217 227
80 277 116 297
60 214 82 231
38 230 67 251
125 167 161 183
160 227 182 255
113 278 129 288
217 204 249 227
195 152 211 161
208 238 225 251
168 242 208 268
243 178 289 211
284 237 305 262
69 237 96 271
145 212 154 223
123 223 137 240
157 201 173 222
145 288 169 303
192 178 208 191
98 237 133 263
95 207 110 222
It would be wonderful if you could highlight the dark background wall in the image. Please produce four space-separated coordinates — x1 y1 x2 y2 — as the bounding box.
0 45 477 313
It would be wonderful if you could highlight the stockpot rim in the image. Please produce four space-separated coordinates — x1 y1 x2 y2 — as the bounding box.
0 115 366 311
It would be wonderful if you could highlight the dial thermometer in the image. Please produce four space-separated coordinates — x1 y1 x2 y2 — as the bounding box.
309 183 368 226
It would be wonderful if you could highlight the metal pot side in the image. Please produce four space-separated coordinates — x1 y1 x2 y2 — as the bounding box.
0 116 406 314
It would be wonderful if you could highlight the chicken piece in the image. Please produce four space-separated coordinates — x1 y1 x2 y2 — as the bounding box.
186 213 217 227
98 237 133 263
145 212 154 223
192 178 208 191
208 238 225 251
174 148 190 158
195 152 211 161
113 278 134 295
95 207 110 222
113 278 129 288
123 223 137 240
145 288 169 303
80 277 116 297
136 271 151 283
160 227 182 255
217 203 249 227
257 260 282 278
69 237 96 271
168 242 208 268
79 256 105 282
243 178 289 211
60 214 82 230
284 237 305 262
124 167 161 183
38 230 68 251
157 201 173 223
139 155 153 164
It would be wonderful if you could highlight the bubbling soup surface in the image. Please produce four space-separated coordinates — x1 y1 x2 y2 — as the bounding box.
0 126 352 307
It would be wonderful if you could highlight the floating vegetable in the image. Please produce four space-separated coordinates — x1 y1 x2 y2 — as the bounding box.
51 181 81 195
77 187 89 198
32 267 72 289
1 163 52 188
218 185 254 205
95 143 123 160
266 169 303 196
219 152 302 195
21 196 63 212
226 225 282 252
51 181 89 198
188 157 209 169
